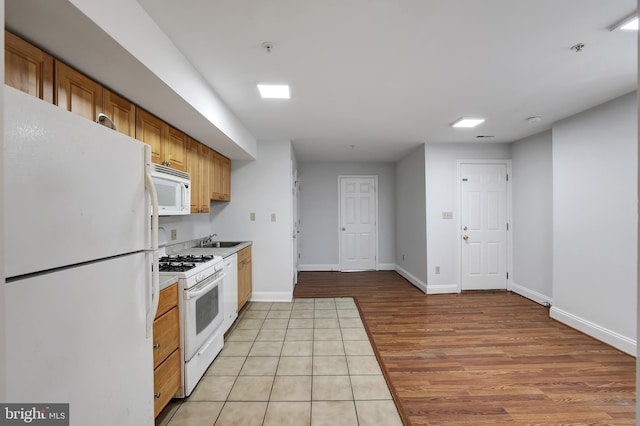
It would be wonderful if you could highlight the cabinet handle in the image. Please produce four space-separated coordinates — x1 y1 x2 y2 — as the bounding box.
153 343 160 349
154 392 161 399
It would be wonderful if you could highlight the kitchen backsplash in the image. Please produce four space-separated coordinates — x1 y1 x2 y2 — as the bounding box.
158 214 212 248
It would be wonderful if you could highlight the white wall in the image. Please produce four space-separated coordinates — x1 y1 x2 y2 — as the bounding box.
425 143 512 293
395 145 427 292
298 162 396 270
158 214 212 246
511 130 553 305
212 140 294 301
551 92 637 355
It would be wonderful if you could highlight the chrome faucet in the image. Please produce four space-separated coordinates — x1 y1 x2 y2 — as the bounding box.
200 233 218 247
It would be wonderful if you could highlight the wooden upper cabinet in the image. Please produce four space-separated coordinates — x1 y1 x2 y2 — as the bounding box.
165 126 188 172
187 137 210 214
210 151 231 202
5 31 54 102
135 109 164 165
136 108 187 172
199 143 212 211
55 61 103 122
103 89 136 138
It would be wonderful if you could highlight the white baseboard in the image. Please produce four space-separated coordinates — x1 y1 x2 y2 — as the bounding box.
395 266 427 294
299 263 395 272
510 282 552 306
550 306 636 356
427 284 458 294
250 292 293 303
377 263 395 271
298 264 340 271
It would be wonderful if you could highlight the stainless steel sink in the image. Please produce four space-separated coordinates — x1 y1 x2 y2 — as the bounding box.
199 241 243 248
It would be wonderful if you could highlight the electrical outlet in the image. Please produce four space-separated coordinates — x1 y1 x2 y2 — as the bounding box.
271 213 276 222
170 229 177 240
435 266 440 274
250 212 256 221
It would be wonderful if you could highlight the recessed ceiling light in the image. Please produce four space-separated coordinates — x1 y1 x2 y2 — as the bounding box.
451 117 485 128
610 12 639 31
257 84 290 99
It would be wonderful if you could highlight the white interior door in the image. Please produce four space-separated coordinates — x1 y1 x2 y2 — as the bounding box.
460 163 508 290
339 176 377 271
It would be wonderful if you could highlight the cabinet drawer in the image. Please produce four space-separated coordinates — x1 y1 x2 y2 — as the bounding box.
156 283 178 319
237 246 251 263
153 306 180 369
153 349 180 418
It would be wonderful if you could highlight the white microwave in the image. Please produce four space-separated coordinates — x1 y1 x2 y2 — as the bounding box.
150 164 191 215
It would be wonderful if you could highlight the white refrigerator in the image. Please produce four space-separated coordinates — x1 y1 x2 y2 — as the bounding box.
4 87 160 425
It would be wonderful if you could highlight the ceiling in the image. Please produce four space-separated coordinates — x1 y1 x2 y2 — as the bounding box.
134 0 637 162
5 1 638 162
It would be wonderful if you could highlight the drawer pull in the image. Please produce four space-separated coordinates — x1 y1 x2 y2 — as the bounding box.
154 392 161 399
153 343 161 349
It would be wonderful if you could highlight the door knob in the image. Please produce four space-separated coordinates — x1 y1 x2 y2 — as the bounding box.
463 235 469 241
341 227 346 231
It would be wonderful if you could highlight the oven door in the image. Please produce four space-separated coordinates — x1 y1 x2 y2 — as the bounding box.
183 270 224 361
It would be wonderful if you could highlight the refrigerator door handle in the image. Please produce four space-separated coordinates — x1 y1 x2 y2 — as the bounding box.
144 145 160 339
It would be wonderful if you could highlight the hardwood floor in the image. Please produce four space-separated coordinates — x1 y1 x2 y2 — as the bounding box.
294 271 636 425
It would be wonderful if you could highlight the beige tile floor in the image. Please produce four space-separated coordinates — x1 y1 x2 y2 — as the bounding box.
158 297 403 426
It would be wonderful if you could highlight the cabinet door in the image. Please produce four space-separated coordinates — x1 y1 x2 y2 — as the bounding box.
199 144 212 213
210 151 224 201
220 155 231 201
5 31 54 103
153 349 180 417
164 126 188 172
187 138 203 213
135 109 163 165
55 61 103 121
103 89 136 138
237 247 252 310
152 307 180 369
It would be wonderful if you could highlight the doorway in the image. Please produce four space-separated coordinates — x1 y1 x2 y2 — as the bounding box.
339 176 378 271
458 161 510 290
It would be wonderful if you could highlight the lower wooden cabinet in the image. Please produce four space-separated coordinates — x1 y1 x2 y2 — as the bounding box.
237 246 252 310
153 349 181 418
153 282 181 417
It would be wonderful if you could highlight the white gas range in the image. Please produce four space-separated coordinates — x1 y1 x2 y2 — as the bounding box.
158 251 225 397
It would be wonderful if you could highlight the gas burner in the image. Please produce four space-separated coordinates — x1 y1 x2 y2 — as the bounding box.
182 254 214 263
159 254 214 263
158 262 197 272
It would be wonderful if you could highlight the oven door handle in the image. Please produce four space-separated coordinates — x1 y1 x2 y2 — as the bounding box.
185 274 225 300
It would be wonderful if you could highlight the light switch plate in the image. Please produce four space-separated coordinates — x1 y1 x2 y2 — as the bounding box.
442 211 453 219
271 213 276 222
250 212 256 221
170 229 177 240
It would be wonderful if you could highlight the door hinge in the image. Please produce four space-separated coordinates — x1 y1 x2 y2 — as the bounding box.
506 223 509 231
506 174 509 181
507 272 509 279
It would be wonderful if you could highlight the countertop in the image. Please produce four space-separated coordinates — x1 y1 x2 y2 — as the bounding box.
181 241 252 259
159 274 179 291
